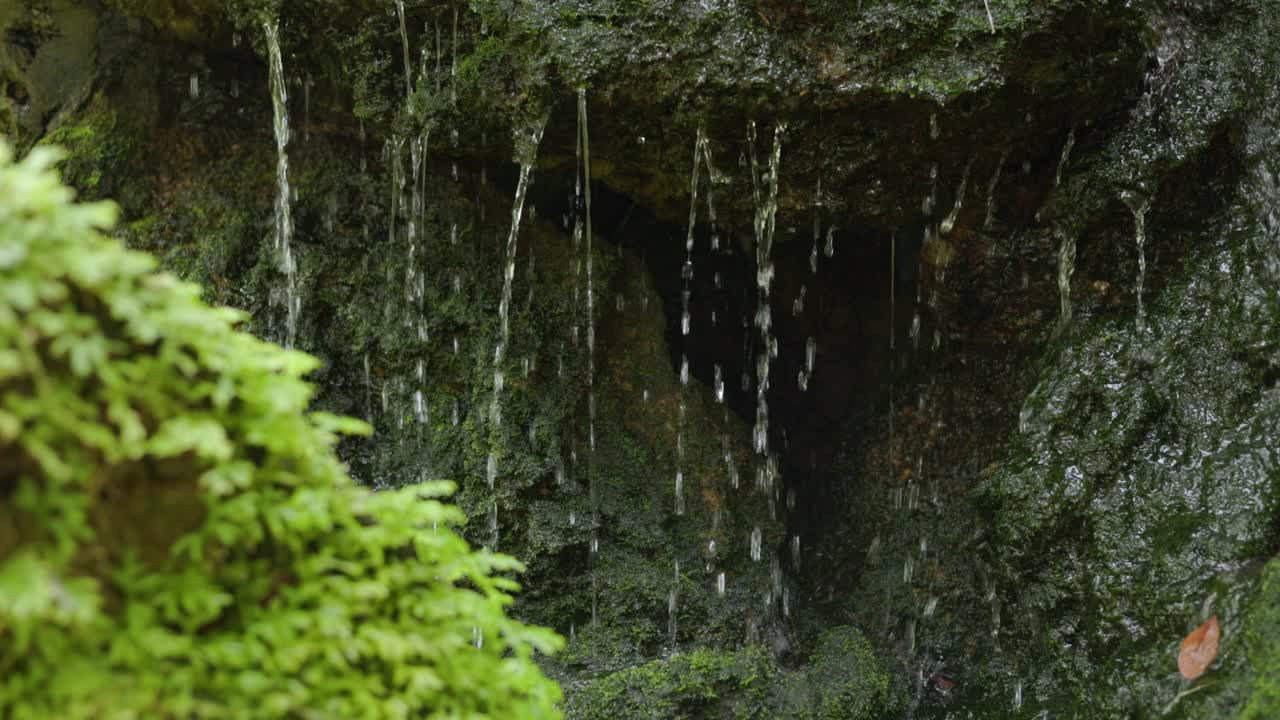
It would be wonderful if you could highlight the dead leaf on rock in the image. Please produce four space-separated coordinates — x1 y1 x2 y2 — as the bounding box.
1178 615 1220 681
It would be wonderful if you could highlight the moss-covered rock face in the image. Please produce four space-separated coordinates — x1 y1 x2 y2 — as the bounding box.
2 1 98 144
807 3 1280 718
566 626 903 720
8 0 1280 716
1240 558 1280 719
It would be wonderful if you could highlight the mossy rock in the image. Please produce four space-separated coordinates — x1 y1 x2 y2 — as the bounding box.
564 626 902 720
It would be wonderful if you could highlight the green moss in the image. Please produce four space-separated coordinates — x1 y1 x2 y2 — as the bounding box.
564 626 902 720
38 92 131 200
1241 560 1280 719
565 646 777 720
791 627 904 720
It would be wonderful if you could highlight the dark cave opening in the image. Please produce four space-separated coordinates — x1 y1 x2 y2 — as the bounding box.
559 171 928 596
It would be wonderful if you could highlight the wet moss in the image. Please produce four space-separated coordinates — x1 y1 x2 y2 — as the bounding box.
564 626 901 720
38 92 131 198
1240 560 1280 719
564 646 777 720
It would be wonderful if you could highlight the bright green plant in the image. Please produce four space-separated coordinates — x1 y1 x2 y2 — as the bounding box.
0 140 563 718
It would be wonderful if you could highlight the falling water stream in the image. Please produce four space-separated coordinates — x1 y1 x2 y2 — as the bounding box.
749 122 785 459
1122 189 1152 331
676 125 714 515
394 0 412 100
487 119 546 548
264 20 298 349
574 90 601 626
1056 228 1078 332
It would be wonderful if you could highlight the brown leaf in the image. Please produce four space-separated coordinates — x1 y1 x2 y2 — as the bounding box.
1178 615 1220 680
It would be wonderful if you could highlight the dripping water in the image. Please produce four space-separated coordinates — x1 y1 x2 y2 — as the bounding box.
984 148 1009 230
394 0 413 100
1121 190 1152 331
1056 228 1077 332
486 119 546 545
264 20 298 349
749 121 785 459
1054 128 1076 188
941 157 975 235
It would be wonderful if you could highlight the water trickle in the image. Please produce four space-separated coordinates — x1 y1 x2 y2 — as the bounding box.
188 73 199 99
434 20 442 94
1054 128 1076 188
750 121 786 457
1056 228 1077 331
486 119 545 519
941 157 975 235
577 91 597 465
675 470 685 515
394 0 413 100
682 126 708 335
668 565 680 652
750 526 763 562
363 353 373 422
680 355 690 385
1121 189 1152 331
571 91 605 621
717 572 726 596
450 7 458 105
984 148 1009 230
264 20 298 348
823 226 835 258
714 364 724 402
924 163 938 216
406 133 427 314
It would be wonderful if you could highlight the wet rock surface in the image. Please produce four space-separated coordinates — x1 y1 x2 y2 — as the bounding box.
5 0 1280 716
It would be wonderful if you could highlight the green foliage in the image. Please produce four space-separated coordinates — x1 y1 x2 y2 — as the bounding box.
1241 560 1280 719
564 646 776 720
788 627 902 720
563 627 902 720
38 92 131 199
0 140 563 718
